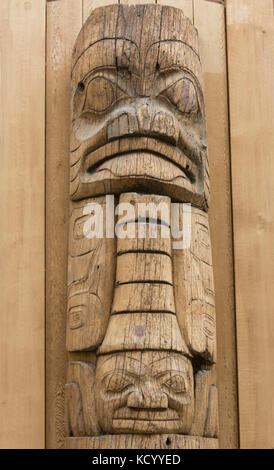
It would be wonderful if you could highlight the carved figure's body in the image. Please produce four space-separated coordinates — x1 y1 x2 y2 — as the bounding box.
65 4 218 449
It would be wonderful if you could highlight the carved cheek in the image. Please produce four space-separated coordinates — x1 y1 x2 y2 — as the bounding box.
94 384 121 432
165 375 195 432
95 370 134 430
167 388 193 411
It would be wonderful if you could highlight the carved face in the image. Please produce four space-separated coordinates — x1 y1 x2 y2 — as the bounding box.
70 4 209 208
95 351 194 434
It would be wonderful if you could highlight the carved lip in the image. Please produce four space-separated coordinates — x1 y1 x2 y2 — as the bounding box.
114 408 180 421
113 418 180 421
82 137 197 184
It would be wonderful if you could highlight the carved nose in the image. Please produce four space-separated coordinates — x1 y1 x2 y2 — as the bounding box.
136 99 179 144
135 99 151 131
107 99 179 145
127 383 168 410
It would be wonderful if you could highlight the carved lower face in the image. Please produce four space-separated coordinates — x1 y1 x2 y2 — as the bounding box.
95 351 194 434
70 4 209 208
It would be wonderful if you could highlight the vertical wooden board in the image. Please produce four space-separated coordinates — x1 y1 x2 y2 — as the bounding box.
204 0 224 4
46 0 82 449
119 0 156 4
227 0 274 449
0 0 45 449
157 0 193 23
83 0 116 24
194 0 239 448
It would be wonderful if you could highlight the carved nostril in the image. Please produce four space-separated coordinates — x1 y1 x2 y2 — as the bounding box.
107 112 139 141
127 388 168 410
151 111 179 144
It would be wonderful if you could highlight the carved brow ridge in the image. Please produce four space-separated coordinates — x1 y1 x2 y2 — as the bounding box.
102 354 182 370
72 38 140 74
72 37 200 75
105 369 145 379
145 39 201 64
101 354 145 367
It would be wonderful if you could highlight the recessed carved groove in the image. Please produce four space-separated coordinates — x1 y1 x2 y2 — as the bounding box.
86 150 195 184
115 280 173 287
96 347 193 362
117 249 172 258
116 218 170 228
109 310 177 316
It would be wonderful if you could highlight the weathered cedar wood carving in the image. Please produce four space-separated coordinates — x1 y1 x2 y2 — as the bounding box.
65 4 218 449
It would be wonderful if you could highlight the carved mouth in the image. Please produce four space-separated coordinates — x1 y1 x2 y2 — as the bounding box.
113 418 179 421
114 407 180 421
82 137 197 184
112 415 183 433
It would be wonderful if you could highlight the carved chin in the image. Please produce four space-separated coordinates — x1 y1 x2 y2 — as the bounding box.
111 418 183 434
107 408 192 434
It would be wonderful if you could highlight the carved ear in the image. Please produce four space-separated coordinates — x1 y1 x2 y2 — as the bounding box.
65 362 101 436
66 197 116 352
173 206 216 363
190 369 219 438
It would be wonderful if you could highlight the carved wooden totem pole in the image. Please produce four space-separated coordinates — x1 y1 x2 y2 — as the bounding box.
65 4 218 449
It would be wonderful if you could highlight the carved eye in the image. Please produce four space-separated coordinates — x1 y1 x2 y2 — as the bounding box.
83 77 114 113
106 373 134 393
162 374 186 393
164 78 199 115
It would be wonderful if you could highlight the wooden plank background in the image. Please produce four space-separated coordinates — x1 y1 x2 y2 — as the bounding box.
0 0 45 448
193 0 238 449
46 0 82 449
227 0 274 449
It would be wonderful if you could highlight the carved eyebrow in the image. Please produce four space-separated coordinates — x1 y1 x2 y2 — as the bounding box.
154 370 187 379
147 355 176 367
145 39 201 65
72 38 140 74
103 368 144 379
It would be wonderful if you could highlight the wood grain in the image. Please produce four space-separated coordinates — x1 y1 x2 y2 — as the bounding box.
66 434 218 449
83 0 115 24
71 4 207 208
157 0 193 23
191 368 218 438
194 0 239 448
66 197 116 351
65 361 100 436
46 0 82 449
173 206 217 363
227 0 274 449
0 0 45 449
120 0 156 4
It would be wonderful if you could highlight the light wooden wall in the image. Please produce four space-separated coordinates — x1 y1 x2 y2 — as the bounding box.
0 0 273 449
0 0 45 448
227 0 274 449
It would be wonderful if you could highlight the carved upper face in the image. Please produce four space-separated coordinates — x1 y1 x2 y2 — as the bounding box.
95 351 194 434
70 4 209 208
